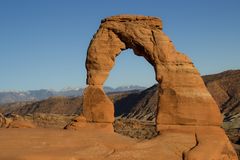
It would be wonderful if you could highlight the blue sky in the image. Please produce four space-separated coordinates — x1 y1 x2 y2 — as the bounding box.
0 0 239 91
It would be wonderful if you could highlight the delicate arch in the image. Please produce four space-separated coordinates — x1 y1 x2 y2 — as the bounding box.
83 15 222 130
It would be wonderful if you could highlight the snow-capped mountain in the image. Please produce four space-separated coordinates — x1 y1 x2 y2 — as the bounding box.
114 85 146 92
0 85 146 104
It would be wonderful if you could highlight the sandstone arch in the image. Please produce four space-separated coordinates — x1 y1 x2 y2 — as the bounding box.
83 15 222 128
65 15 238 159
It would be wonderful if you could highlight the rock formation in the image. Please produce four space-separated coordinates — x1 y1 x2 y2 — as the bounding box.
0 113 36 128
83 15 222 127
68 14 238 159
7 118 36 128
83 13 225 130
0 113 6 127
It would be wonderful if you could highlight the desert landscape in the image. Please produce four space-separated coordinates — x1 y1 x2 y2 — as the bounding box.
0 14 239 160
0 71 239 160
1 1 240 160
1 72 240 160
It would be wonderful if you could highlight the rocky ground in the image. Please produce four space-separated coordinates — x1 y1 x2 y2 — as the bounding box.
113 118 158 139
1 112 239 158
0 70 239 158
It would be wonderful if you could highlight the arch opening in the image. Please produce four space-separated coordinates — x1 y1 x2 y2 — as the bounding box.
104 48 159 139
104 49 156 89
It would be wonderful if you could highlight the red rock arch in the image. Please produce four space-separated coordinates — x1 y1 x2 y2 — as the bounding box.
65 15 238 159
83 15 222 130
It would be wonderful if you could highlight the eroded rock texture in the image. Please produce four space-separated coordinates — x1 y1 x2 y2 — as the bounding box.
77 15 238 159
0 113 6 127
84 15 222 126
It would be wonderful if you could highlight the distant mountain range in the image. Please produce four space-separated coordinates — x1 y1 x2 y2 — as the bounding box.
0 85 146 104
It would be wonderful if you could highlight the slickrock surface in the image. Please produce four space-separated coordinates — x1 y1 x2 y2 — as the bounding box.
0 127 236 160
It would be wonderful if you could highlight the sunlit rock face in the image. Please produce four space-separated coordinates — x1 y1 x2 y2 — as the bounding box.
84 15 222 126
0 113 6 127
68 15 238 159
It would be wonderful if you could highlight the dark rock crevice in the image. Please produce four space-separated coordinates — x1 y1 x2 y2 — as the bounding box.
182 133 199 160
